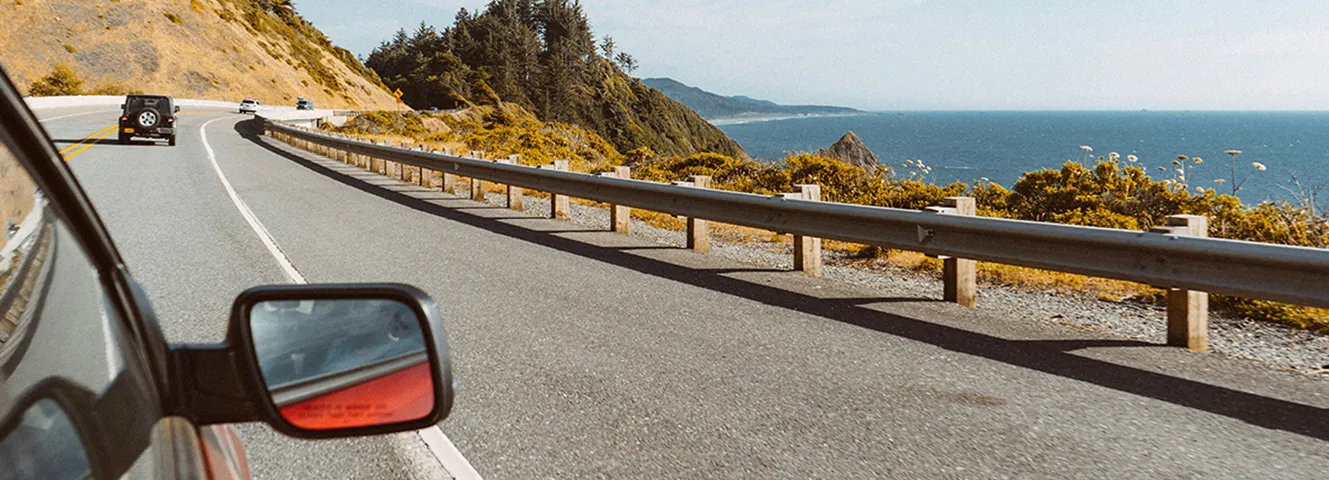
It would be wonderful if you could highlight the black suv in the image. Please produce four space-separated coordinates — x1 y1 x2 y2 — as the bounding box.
118 95 179 146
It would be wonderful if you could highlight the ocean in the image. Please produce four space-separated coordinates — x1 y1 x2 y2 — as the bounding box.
716 111 1329 205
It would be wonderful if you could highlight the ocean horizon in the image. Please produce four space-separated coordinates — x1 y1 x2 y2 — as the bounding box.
716 111 1329 205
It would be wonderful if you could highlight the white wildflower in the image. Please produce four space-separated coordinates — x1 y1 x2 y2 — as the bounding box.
1253 162 1267 171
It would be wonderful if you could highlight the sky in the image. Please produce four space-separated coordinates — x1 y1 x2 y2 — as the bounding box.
297 1 1329 111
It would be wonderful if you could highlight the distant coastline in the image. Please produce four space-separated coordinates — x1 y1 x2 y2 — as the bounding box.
710 112 875 126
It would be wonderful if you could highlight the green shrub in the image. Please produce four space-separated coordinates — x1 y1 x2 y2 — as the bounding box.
27 64 83 96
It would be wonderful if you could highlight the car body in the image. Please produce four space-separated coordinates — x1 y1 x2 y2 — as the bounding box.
118 94 179 146
295 97 314 110
239 99 260 114
0 67 454 479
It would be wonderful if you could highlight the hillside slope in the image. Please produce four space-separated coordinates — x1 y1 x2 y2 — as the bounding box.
364 1 746 160
0 0 397 109
643 77 861 120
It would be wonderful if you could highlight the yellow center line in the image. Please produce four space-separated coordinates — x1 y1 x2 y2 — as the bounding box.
59 124 117 155
62 127 116 162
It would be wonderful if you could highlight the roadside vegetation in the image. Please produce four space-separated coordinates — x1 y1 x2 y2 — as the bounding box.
329 109 1329 332
25 64 142 96
216 0 384 98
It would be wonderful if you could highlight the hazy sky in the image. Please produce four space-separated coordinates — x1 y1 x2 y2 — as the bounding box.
298 1 1329 111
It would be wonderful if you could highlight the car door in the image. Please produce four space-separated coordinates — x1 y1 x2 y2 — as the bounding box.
0 69 206 478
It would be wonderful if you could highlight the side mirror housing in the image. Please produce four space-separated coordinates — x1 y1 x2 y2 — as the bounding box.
174 105 181 113
171 284 454 439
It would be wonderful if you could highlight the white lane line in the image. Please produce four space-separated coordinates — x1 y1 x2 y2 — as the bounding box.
39 109 114 123
420 426 482 479
199 117 481 480
200 117 307 284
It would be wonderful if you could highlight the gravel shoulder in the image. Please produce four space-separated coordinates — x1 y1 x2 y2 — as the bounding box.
483 187 1329 378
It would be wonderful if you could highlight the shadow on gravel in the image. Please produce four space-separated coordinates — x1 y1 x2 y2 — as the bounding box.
235 119 1329 442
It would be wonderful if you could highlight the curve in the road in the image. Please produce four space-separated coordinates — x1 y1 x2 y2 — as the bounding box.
199 115 480 479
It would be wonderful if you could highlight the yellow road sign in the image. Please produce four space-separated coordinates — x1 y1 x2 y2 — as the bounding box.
393 88 403 98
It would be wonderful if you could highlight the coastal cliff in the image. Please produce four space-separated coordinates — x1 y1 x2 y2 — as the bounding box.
815 131 880 171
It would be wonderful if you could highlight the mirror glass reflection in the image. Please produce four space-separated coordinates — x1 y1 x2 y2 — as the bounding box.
0 399 91 480
249 298 433 430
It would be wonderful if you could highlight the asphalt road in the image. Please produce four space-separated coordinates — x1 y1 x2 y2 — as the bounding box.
38 106 1329 478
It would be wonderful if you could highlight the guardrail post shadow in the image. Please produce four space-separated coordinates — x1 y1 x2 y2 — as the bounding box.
942 197 977 308
470 151 488 203
604 166 632 234
415 145 429 187
791 184 822 276
686 175 712 252
1150 215 1210 352
442 147 457 194
549 160 570 220
503 155 524 211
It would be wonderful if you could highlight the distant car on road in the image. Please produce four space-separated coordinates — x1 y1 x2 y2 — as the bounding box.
118 94 179 146
296 97 314 110
239 98 260 114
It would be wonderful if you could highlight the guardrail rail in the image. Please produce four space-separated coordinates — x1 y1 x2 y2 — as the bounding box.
261 117 1329 352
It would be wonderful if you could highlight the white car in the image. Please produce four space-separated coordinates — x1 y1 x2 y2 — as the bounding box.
239 98 260 114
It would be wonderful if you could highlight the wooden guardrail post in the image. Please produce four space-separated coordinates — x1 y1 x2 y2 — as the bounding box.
547 160 570 220
1150 215 1210 352
791 184 822 276
369 139 383 174
393 141 406 181
603 166 631 234
470 151 487 202
502 155 524 211
423 149 439 189
687 175 711 252
442 147 457 194
942 197 977 308
356 137 368 169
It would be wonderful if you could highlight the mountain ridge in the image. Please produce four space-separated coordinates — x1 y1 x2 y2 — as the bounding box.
643 77 862 121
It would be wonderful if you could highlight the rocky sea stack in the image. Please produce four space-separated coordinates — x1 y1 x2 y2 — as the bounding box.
815 131 879 171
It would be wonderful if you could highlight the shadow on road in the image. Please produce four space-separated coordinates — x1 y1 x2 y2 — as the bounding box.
234 119 1329 442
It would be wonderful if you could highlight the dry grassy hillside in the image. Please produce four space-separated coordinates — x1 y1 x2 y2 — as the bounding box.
0 0 398 109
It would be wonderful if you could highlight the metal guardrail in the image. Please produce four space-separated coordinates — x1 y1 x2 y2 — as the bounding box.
262 118 1329 310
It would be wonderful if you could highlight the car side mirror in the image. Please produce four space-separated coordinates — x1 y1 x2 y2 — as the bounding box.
119 104 124 109
174 105 181 113
172 284 454 439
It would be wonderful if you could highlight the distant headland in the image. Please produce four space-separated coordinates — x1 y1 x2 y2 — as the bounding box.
643 78 866 124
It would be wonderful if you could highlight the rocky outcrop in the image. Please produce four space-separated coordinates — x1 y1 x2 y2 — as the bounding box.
815 131 879 171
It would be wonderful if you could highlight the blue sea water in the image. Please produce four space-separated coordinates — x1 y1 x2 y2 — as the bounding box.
716 111 1329 204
